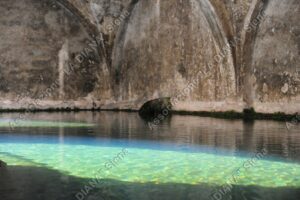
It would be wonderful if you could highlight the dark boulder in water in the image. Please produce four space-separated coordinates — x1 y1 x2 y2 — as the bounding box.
139 98 172 120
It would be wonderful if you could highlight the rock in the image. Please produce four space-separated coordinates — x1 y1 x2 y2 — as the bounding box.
139 98 172 120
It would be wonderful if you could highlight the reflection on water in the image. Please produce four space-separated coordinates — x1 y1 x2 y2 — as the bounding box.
0 111 300 200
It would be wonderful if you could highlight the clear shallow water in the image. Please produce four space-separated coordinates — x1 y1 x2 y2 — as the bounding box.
0 112 300 200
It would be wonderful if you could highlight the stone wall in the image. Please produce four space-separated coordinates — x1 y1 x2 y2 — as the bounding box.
0 0 102 109
0 0 299 114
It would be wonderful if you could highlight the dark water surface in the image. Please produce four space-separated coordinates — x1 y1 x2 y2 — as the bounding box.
0 111 299 200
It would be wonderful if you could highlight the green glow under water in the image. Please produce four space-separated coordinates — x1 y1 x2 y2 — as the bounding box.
1 143 300 187
0 120 94 127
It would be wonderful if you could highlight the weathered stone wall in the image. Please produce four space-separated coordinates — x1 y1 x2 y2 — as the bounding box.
0 0 102 109
251 0 300 113
0 0 299 114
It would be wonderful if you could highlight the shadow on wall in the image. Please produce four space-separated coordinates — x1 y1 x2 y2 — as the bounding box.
0 165 300 200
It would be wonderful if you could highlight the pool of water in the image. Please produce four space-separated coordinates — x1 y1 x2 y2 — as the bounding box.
0 111 299 200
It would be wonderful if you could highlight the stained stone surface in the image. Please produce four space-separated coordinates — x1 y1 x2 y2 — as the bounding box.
0 0 299 114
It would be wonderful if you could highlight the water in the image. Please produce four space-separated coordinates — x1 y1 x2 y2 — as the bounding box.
0 111 299 200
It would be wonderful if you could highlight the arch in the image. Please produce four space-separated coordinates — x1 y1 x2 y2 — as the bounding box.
112 0 140 78
196 0 231 53
55 0 108 64
248 0 300 113
56 0 99 36
239 0 269 108
196 0 237 92
111 0 237 109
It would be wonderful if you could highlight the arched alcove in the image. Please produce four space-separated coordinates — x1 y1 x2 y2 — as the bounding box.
111 0 237 111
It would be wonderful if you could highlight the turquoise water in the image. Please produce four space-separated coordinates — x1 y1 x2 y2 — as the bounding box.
0 112 300 200
1 139 300 187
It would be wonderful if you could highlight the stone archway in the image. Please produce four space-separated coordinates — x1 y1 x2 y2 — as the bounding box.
111 0 237 111
239 0 269 108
